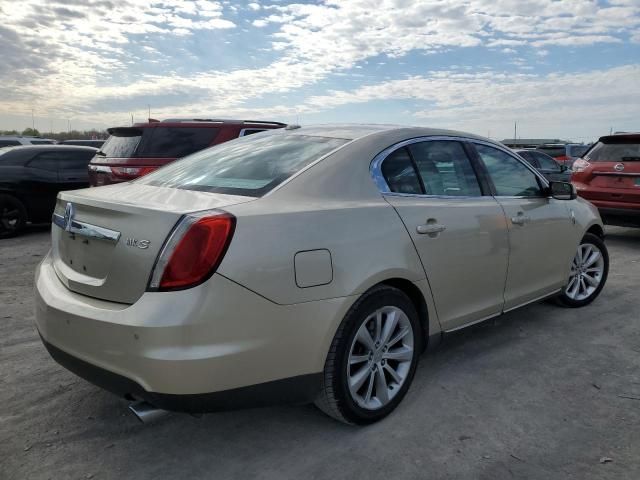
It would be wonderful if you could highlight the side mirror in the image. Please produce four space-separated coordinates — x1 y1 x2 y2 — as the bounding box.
550 181 576 200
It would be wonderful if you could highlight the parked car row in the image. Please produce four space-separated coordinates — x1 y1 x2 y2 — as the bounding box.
0 136 105 148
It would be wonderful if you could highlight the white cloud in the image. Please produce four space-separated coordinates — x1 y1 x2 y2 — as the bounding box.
248 2 261 11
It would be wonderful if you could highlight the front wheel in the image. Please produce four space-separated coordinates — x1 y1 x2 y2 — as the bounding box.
0 194 27 239
315 285 422 425
556 233 608 308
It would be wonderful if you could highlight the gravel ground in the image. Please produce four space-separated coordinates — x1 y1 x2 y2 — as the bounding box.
1 225 639 480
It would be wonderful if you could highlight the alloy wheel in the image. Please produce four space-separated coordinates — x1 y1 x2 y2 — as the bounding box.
347 306 414 410
565 243 605 301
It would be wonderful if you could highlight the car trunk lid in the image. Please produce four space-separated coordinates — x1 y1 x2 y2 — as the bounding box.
51 183 255 304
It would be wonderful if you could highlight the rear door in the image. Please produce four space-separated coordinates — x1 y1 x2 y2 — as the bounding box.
472 142 574 309
379 138 509 330
24 151 63 220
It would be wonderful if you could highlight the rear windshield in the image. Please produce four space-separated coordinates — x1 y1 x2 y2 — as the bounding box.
138 134 348 197
99 127 218 158
536 146 566 158
585 140 640 162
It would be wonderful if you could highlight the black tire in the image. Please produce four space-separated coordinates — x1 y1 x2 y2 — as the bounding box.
556 233 608 308
0 194 27 239
315 285 422 425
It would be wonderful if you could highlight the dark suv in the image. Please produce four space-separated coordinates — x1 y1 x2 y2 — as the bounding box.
0 145 97 237
88 119 286 186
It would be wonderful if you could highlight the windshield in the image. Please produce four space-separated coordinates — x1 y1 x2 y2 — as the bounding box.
138 133 349 197
585 141 640 162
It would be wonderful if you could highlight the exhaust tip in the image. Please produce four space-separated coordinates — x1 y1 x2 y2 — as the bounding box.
128 401 168 424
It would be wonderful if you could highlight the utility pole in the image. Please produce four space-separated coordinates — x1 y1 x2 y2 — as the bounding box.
32 109 35 130
514 121 517 140
131 114 134 126
67 119 71 132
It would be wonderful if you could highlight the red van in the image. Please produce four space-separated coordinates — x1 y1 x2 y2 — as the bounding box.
571 133 640 227
88 119 285 186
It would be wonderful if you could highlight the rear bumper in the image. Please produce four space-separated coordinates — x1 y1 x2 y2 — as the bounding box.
35 253 352 409
41 337 321 412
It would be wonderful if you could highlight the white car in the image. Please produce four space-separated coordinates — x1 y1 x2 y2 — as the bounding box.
35 125 608 424
0 136 56 147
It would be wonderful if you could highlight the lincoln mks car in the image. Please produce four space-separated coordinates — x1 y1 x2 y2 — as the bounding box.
35 125 609 424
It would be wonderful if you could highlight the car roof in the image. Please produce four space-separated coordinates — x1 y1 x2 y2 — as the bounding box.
599 133 640 142
125 119 286 129
281 124 490 142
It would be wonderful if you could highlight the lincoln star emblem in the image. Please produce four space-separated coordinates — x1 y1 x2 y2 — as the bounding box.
614 163 624 172
63 203 75 231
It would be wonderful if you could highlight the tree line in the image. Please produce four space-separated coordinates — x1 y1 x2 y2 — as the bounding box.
0 128 109 140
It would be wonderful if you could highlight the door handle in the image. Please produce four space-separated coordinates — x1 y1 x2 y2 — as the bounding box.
511 212 531 225
416 222 446 235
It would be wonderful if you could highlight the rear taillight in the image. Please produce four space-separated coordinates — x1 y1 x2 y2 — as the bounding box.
148 210 236 291
572 158 591 173
110 166 158 179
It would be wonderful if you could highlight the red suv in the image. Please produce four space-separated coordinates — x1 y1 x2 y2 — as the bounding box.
88 119 285 186
572 133 640 227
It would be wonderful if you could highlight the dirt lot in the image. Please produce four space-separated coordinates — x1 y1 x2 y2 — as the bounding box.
1 226 639 480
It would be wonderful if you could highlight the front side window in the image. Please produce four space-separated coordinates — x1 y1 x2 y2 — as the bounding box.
409 141 482 196
475 144 543 197
569 145 589 158
139 134 348 197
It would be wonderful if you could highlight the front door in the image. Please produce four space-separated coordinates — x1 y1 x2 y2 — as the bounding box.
378 139 510 330
473 143 575 310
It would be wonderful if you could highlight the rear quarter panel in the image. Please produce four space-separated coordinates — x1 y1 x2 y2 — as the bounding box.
220 196 426 305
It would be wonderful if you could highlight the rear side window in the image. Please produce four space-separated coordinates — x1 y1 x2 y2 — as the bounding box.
59 151 96 170
475 144 543 197
30 140 54 145
381 148 422 194
240 129 266 137
138 127 218 158
585 140 640 162
27 152 64 171
139 134 348 196
0 140 20 147
409 141 482 196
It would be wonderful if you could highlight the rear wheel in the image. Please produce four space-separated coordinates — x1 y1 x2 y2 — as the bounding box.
556 233 608 307
315 285 422 424
0 194 27 239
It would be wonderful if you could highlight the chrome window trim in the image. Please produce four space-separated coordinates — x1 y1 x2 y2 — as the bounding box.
370 135 486 198
52 213 121 243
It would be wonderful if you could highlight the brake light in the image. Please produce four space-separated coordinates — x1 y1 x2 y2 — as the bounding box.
572 158 591 173
110 166 158 179
148 210 236 291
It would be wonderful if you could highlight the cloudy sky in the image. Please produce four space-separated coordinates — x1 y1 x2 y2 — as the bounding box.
1 0 639 141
